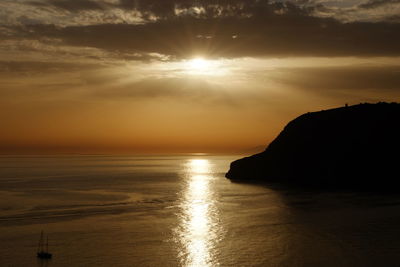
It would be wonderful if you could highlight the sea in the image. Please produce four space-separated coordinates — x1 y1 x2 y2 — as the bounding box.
1 155 400 267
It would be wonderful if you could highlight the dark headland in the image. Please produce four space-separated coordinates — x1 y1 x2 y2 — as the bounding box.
226 102 400 190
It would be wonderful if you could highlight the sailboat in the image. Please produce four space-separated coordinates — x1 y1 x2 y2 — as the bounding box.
37 231 52 259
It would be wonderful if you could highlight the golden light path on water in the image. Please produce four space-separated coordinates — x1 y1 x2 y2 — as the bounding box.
176 159 222 267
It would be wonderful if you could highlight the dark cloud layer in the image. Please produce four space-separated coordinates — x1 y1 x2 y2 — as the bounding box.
29 0 106 12
30 0 302 18
359 0 400 9
0 0 396 59
16 17 399 58
273 66 400 91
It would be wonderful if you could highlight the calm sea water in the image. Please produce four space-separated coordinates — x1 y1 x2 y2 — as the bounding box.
1 155 400 267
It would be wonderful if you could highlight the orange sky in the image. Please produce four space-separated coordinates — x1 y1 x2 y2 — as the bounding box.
1 0 400 154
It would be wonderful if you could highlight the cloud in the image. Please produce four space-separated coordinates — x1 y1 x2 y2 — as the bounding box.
92 77 217 99
0 60 98 75
29 0 106 12
11 15 399 58
2 58 399 106
359 0 400 9
0 0 399 60
0 60 239 105
270 65 400 92
0 0 143 27
308 0 400 22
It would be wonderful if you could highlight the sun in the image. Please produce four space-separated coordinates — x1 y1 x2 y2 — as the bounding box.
188 58 209 71
156 57 230 77
184 57 216 75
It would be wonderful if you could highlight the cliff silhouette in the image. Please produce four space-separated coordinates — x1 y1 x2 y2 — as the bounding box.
226 102 400 190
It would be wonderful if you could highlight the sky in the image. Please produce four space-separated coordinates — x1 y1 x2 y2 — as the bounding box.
1 0 400 154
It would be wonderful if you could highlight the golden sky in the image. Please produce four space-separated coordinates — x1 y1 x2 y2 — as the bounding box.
1 0 400 154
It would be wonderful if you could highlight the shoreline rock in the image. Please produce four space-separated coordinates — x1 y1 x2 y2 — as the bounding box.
226 102 400 190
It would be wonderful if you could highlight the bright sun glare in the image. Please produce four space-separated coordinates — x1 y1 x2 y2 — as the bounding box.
188 58 209 71
183 57 221 76
155 56 230 78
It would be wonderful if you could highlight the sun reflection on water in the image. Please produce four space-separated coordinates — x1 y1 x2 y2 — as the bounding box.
176 159 221 267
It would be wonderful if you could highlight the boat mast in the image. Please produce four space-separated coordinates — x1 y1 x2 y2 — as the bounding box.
38 231 44 253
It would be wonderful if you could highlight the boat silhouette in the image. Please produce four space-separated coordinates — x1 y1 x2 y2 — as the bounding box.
37 231 52 259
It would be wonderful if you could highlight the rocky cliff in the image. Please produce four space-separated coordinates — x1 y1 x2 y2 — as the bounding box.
226 102 400 189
